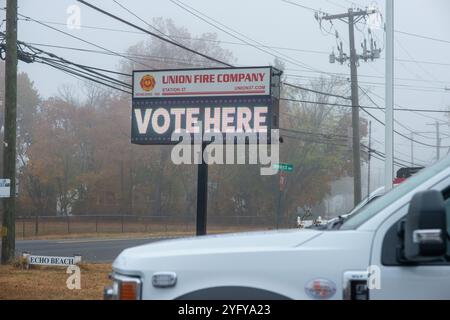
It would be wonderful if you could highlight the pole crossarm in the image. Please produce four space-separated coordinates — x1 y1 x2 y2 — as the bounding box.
322 9 377 21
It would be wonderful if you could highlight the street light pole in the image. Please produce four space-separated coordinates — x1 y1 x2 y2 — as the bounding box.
385 0 394 192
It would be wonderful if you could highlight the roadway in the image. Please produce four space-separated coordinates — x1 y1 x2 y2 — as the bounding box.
9 236 180 263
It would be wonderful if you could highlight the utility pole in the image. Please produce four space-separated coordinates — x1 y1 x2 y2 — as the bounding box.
410 133 414 166
323 8 379 206
1 0 18 264
427 122 441 161
385 0 394 192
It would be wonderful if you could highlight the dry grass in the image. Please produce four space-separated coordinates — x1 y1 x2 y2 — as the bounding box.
15 226 270 240
0 263 111 300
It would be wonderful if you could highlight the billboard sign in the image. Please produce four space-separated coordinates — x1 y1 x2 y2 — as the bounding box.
131 66 281 145
133 67 272 98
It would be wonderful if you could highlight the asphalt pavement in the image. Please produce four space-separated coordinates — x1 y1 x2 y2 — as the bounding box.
8 236 178 263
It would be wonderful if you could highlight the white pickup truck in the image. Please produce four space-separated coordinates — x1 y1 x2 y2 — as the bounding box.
105 156 450 300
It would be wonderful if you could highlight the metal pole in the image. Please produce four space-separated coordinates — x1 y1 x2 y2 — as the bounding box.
276 174 282 229
1 0 18 264
196 143 208 236
427 122 442 162
348 9 362 206
385 0 394 192
436 122 441 160
367 121 372 198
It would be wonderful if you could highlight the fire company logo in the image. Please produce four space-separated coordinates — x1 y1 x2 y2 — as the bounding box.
140 74 156 92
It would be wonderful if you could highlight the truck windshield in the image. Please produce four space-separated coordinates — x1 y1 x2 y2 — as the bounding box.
340 156 450 230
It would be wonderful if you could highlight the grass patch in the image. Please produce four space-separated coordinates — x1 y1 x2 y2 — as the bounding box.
0 263 111 300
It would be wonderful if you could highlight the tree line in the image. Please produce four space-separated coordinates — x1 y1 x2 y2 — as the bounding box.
0 18 366 227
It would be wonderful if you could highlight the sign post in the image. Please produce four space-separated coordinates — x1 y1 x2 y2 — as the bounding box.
196 143 208 236
131 66 281 235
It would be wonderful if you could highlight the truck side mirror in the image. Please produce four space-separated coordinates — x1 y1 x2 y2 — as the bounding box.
404 190 447 262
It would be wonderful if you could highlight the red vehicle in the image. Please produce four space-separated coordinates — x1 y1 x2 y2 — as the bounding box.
394 167 424 185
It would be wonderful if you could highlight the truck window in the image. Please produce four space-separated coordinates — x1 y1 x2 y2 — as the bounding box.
341 157 450 230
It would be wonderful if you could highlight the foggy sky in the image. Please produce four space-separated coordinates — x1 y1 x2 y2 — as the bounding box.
2 0 450 191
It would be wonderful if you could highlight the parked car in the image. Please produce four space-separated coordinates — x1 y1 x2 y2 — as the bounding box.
313 186 385 230
105 156 450 300
315 166 425 230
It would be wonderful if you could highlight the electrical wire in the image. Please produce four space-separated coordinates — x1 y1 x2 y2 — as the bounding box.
168 0 326 74
76 0 233 67
282 82 350 100
17 12 153 69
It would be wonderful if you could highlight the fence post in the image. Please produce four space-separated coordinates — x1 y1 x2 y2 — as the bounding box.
35 214 38 236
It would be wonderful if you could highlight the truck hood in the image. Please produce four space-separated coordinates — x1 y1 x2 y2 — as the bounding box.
113 229 321 269
112 229 374 300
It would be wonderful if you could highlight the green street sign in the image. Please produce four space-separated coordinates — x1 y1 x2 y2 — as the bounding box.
274 163 294 172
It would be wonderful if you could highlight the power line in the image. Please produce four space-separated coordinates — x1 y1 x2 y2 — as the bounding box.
27 38 450 91
396 29 450 46
281 97 365 109
281 0 327 14
37 59 132 94
76 0 233 67
26 42 214 68
112 0 178 43
22 19 450 69
15 19 345 56
285 68 450 86
36 57 131 90
280 127 347 139
359 106 450 149
370 136 428 166
17 12 153 69
168 0 327 74
282 82 350 100
4 34 133 94
9 35 133 88
282 94 450 148
284 0 450 47
285 73 450 93
282 129 417 167
282 95 450 114
36 56 130 88
364 87 449 123
358 86 437 141
281 1 450 71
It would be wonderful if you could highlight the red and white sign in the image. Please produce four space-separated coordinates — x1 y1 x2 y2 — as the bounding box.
133 67 272 98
